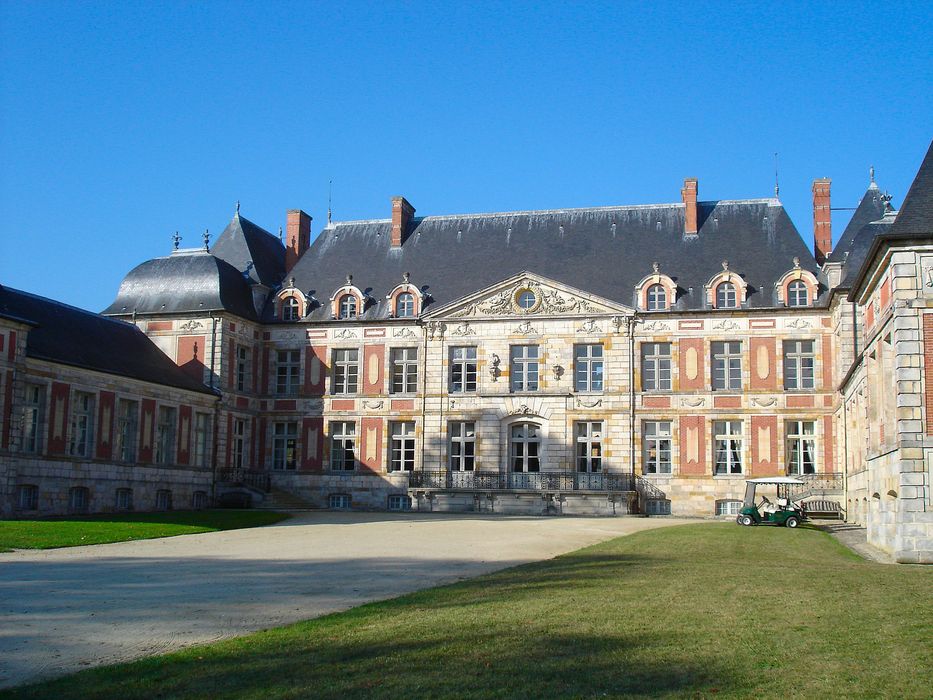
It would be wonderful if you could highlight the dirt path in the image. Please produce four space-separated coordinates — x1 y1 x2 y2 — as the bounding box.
0 512 691 689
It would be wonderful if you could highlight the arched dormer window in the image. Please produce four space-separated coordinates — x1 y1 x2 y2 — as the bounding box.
338 294 357 319
787 280 808 307
276 282 307 321
705 261 748 309
283 296 300 321
386 272 425 318
716 282 737 309
647 284 667 311
330 274 365 319
635 263 676 311
396 292 415 317
775 260 818 308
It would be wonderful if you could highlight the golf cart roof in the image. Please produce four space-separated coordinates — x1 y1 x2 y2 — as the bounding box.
746 477 806 485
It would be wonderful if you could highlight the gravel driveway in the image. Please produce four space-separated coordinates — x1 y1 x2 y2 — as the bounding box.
0 512 690 689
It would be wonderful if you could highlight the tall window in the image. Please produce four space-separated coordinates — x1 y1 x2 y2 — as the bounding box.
783 340 815 390
786 421 816 474
69 486 89 514
643 421 672 474
332 348 359 394
272 421 298 470
450 347 477 393
68 391 94 457
115 399 138 462
395 292 415 317
716 282 738 309
236 345 250 392
787 280 809 307
276 350 301 395
194 412 211 467
574 344 603 392
231 418 246 469
714 421 743 475
338 294 357 319
449 421 475 471
330 421 356 470
155 406 176 465
641 343 672 391
510 345 539 392
510 423 540 472
21 383 44 454
282 296 300 321
575 421 603 473
647 284 667 311
712 341 742 391
389 422 416 472
391 347 418 393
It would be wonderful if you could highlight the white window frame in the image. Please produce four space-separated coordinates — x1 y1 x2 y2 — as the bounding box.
236 345 250 392
786 420 817 475
510 422 541 473
231 418 246 470
389 421 416 472
194 412 211 468
272 421 298 470
332 348 359 395
716 499 743 516
716 282 738 309
387 494 411 511
282 296 300 321
712 341 742 391
641 342 672 391
510 345 539 392
338 294 357 319
155 406 176 465
647 284 667 311
22 383 44 454
574 344 604 392
449 346 477 393
115 398 138 463
329 493 351 509
575 421 603 473
783 340 815 390
395 292 415 318
449 421 476 472
787 280 809 307
69 391 95 458
390 347 418 394
643 420 672 474
714 420 743 475
330 421 356 471
276 349 301 396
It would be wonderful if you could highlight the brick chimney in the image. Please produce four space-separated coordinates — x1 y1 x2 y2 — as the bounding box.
681 178 698 236
391 196 415 248
812 178 832 265
285 209 311 273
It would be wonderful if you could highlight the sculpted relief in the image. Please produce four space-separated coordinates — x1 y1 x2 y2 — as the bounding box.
451 279 608 318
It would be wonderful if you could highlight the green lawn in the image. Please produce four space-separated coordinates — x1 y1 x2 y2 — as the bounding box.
0 510 289 551
4 523 932 699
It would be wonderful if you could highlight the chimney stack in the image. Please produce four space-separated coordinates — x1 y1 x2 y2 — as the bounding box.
812 178 832 265
285 209 312 273
681 178 698 236
391 196 415 248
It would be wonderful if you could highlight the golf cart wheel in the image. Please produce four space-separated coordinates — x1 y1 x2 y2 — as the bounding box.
785 516 800 529
740 515 754 526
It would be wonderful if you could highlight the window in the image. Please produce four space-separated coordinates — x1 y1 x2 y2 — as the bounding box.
783 340 815 390
236 345 250 392
510 345 539 392
786 420 816 475
17 484 38 510
517 290 536 310
69 391 95 458
449 421 476 471
510 423 540 472
155 406 176 465
716 282 738 309
646 499 671 515
69 486 89 514
329 493 351 509
192 490 208 509
391 347 418 393
643 421 672 474
338 294 357 319
231 418 246 469
574 344 604 392
282 296 300 321
21 383 44 454
714 421 743 475
395 292 415 318
787 280 809 307
647 284 667 311
641 343 672 391
330 421 356 471
332 349 359 394
450 347 477 393
273 421 298 470
115 399 138 462
575 421 603 473
156 489 173 511
715 499 743 516
390 422 416 472
276 349 301 395
387 494 411 511
115 487 133 511
194 412 211 467
712 341 742 391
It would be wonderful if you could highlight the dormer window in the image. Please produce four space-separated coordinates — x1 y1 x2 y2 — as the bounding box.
338 294 357 319
775 259 818 308
787 280 809 307
386 272 424 318
635 263 676 312
646 284 667 311
396 292 415 318
716 282 737 309
282 296 300 321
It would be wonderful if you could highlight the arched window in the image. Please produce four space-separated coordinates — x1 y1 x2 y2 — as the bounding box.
282 296 300 321
787 280 809 307
646 284 667 311
338 294 357 319
396 292 415 318
510 423 540 473
716 282 737 309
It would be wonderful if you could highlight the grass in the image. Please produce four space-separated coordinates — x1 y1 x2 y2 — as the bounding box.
5 522 931 699
0 510 289 551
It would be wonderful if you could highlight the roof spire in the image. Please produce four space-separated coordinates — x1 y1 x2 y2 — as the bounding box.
869 165 876 188
328 179 333 225
235 200 240 215
172 231 181 251
203 228 210 250
773 152 780 198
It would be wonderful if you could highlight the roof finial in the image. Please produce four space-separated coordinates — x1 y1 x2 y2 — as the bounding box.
881 191 894 214
289 276 296 288
172 231 182 250
203 229 210 250
235 200 240 215
773 152 780 198
346 273 353 285
652 261 660 273
721 260 729 271
793 256 800 269
870 165 875 186
403 271 411 283
278 226 283 242
328 179 333 225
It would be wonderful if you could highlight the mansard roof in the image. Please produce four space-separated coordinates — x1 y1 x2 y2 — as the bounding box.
887 140 933 238
283 198 821 321
211 212 285 287
0 285 216 395
103 249 257 320
826 183 888 264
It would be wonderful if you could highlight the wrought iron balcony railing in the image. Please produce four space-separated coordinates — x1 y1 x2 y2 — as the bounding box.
408 470 635 492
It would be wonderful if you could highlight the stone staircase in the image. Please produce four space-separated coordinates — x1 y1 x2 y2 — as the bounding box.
256 487 315 511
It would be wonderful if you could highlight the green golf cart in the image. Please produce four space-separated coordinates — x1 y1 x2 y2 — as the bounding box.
736 477 806 528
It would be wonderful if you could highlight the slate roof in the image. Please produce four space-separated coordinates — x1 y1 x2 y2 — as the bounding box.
211 213 285 288
839 217 896 288
0 285 217 395
103 249 258 320
826 183 888 264
886 140 933 238
281 198 822 321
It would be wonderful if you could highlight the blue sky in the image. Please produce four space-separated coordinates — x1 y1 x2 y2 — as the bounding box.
1 1 930 312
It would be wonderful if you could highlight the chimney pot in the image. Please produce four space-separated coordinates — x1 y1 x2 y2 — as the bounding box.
285 209 312 273
391 196 415 248
681 178 698 236
812 178 832 265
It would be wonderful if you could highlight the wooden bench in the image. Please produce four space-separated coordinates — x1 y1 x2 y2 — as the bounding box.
802 500 843 519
